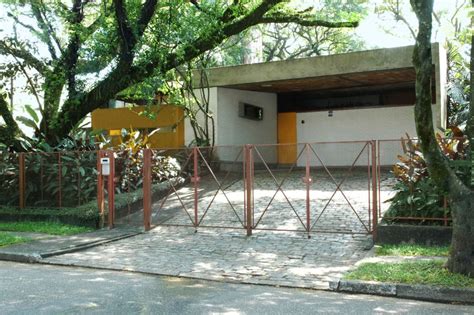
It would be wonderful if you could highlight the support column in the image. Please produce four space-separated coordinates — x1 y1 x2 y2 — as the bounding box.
143 149 152 231
245 145 253 236
371 141 378 239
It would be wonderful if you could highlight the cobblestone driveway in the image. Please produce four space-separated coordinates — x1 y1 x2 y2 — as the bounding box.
45 169 397 289
148 168 396 234
45 227 373 289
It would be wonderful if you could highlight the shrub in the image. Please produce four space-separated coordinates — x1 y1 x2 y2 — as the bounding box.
384 131 468 225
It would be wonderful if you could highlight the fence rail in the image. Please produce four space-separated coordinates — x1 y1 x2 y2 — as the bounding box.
1 136 465 233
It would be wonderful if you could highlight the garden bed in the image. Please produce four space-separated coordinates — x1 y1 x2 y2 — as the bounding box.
0 177 186 228
0 202 101 228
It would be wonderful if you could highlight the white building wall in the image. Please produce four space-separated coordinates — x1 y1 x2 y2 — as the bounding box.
296 105 422 166
216 88 277 145
216 88 277 162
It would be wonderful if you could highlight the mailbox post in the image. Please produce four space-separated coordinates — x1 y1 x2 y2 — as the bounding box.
97 151 115 229
101 157 110 176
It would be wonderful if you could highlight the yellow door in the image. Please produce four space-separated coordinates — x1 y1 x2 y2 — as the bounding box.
277 112 297 164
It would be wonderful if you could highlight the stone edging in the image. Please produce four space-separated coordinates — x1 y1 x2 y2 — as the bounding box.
0 232 142 263
329 279 474 305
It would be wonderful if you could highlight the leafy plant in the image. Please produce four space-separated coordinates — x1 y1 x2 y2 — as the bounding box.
0 129 100 208
385 130 469 224
385 177 449 222
106 128 182 193
0 151 19 206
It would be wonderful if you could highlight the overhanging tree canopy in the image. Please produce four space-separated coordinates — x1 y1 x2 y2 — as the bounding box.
0 0 360 145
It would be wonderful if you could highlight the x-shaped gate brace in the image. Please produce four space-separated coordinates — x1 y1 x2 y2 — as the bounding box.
145 147 245 230
308 143 370 233
141 142 378 237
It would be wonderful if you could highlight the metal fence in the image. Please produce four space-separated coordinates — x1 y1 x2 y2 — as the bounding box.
0 151 98 208
141 141 378 237
2 136 465 232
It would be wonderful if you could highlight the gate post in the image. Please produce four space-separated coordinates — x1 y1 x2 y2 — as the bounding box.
143 149 152 231
192 147 200 231
244 145 253 236
58 152 62 207
107 150 115 229
371 141 378 240
304 144 312 238
18 153 25 209
97 151 105 227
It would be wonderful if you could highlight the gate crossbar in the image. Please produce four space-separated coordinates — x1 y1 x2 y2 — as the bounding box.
141 141 378 236
252 145 307 230
309 142 370 233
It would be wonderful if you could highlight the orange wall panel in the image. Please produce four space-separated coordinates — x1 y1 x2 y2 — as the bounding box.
92 105 184 148
277 112 297 164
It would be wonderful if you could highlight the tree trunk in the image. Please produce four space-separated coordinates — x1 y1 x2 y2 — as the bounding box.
448 196 474 275
410 0 474 277
469 0 474 190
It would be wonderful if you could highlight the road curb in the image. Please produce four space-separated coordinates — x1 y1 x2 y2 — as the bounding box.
0 252 42 263
329 279 474 304
39 232 142 258
0 232 142 263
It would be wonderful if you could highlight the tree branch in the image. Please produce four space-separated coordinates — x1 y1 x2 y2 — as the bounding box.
11 56 43 112
0 40 48 75
0 92 24 143
260 11 359 28
113 0 136 61
137 0 159 37
53 0 361 138
64 0 86 97
38 1 64 54
31 2 59 59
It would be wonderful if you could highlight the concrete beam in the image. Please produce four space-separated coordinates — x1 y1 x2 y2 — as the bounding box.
194 44 443 89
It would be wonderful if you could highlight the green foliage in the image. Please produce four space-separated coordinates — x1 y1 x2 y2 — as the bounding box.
375 244 450 257
0 232 30 247
0 129 101 207
0 150 98 208
385 178 449 223
0 151 19 206
385 132 469 224
345 260 474 288
0 203 101 228
0 0 361 143
0 221 93 235
104 128 182 192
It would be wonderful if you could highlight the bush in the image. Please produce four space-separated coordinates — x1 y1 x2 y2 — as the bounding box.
384 132 468 225
384 177 449 224
0 202 102 228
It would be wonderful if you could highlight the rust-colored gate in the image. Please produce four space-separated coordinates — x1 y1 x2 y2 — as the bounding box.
103 141 378 237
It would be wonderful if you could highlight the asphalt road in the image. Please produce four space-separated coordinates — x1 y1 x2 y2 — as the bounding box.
0 261 472 314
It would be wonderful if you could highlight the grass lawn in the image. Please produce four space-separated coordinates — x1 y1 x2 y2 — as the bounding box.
0 232 30 247
375 244 450 257
0 221 93 236
345 260 474 288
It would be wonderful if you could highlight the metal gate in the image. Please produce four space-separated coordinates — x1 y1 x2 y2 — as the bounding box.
101 141 378 237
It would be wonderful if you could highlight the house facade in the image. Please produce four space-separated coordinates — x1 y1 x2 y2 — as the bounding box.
190 43 447 166
91 44 447 166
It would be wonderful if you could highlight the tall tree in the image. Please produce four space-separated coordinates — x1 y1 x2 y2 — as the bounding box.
0 0 359 146
261 0 366 61
410 0 473 277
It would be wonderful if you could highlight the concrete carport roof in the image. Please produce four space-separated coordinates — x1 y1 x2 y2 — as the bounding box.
194 43 445 98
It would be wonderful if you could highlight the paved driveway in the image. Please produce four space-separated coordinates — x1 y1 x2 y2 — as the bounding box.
49 168 396 289
124 167 396 234
45 226 373 289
